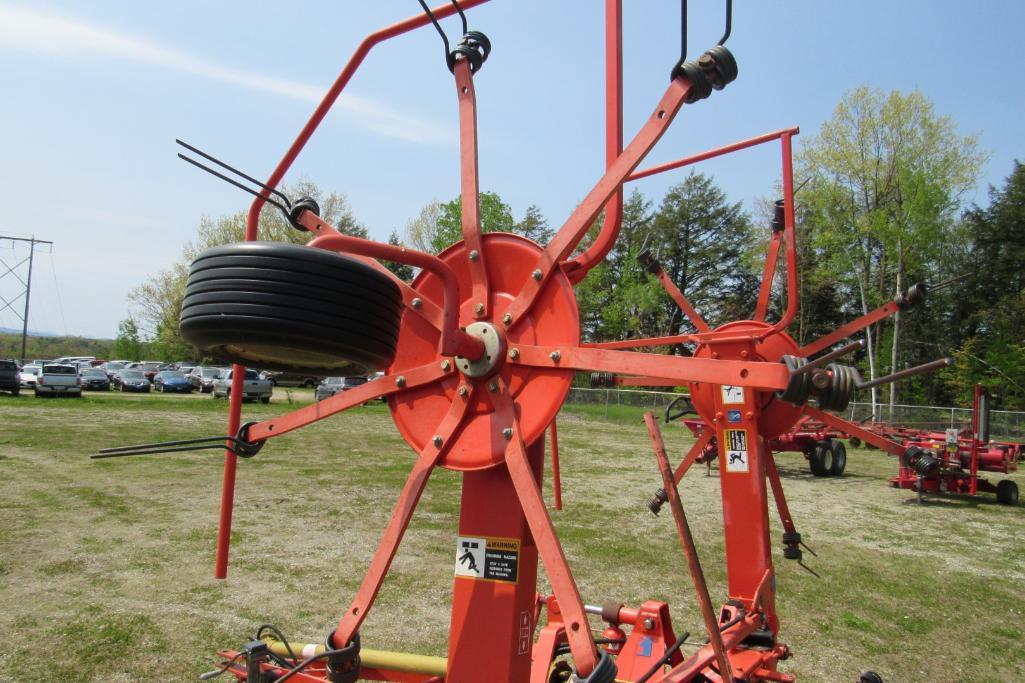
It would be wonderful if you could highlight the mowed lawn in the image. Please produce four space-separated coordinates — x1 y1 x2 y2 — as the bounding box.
1 392 1024 682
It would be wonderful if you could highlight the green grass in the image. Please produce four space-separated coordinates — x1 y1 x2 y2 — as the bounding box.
1 392 1025 681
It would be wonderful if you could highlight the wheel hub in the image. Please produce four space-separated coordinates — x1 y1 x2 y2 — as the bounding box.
454 321 505 379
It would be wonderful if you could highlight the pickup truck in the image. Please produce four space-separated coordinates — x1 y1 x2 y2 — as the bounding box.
212 368 273 403
35 364 82 397
0 359 19 396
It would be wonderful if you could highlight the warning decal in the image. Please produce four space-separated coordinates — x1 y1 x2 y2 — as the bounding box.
724 429 749 473
455 536 520 583
721 385 745 404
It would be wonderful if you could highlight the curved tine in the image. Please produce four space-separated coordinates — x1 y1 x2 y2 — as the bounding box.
718 0 733 45
175 139 292 208
489 379 599 678
417 0 452 57
450 0 468 35
333 384 476 649
177 154 293 220
246 361 454 442
678 0 688 64
92 443 232 459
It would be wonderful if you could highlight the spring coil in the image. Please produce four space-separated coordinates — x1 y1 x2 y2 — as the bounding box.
776 355 811 405
816 363 857 412
590 372 615 388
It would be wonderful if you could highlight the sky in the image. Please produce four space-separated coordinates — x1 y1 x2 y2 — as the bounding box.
0 1 1023 340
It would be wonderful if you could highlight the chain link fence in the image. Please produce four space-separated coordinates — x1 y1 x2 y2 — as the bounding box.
563 388 1025 441
565 387 684 419
846 402 1025 441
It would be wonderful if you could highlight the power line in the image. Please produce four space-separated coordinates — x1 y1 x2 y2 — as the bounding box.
0 235 54 362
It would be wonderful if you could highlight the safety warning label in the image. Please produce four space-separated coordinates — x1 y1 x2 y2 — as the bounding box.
724 429 749 473
454 536 520 583
721 385 745 405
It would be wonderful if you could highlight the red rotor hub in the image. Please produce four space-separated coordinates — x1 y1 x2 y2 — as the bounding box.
388 233 579 471
689 320 804 440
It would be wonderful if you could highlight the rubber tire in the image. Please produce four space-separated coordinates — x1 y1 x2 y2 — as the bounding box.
997 480 1019 506
10 387 18 397
260 396 271 404
809 441 834 477
860 672 885 683
831 440 847 476
303 379 315 388
180 242 402 373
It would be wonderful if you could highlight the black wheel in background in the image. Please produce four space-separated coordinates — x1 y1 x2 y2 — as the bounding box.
809 441 834 477
831 440 847 476
180 242 402 374
997 480 1019 506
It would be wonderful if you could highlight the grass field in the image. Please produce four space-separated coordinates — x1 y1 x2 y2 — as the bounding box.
1 391 1024 682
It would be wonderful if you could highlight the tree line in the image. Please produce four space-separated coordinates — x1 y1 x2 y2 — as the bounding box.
123 86 1024 410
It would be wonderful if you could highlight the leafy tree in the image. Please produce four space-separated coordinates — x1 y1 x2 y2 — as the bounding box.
797 86 984 411
129 179 362 355
433 191 515 253
405 200 443 254
112 318 143 361
942 162 1025 407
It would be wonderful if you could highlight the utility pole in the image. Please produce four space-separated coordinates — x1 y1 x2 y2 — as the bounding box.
0 235 54 363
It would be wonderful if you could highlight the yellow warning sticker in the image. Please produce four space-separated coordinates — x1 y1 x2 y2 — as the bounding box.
724 429 749 473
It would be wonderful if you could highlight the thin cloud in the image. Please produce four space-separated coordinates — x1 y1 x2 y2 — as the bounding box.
0 4 449 144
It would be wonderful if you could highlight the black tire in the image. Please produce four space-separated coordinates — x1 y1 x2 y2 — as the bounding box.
997 480 1019 506
260 396 270 404
180 242 402 373
302 379 315 388
809 441 834 477
11 387 19 397
859 672 885 683
831 440 847 476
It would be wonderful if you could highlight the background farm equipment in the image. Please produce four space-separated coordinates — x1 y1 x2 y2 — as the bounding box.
889 384 1019 505
660 394 852 479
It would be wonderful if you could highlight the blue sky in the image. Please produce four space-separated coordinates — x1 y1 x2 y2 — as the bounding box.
0 1 1023 339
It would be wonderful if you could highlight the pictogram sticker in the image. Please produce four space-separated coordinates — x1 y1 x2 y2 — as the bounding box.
724 429 749 473
454 535 520 583
721 385 745 404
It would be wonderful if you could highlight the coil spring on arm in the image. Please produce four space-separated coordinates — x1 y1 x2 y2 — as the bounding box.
776 355 811 405
815 363 857 412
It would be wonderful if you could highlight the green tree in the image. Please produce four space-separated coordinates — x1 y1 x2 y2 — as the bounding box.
433 191 515 253
648 172 758 332
516 205 555 245
798 86 984 411
383 230 415 282
129 179 362 356
112 318 143 361
942 162 1025 407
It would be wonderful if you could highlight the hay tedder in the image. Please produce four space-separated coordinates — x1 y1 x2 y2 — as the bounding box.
887 384 1020 505
95 3 961 682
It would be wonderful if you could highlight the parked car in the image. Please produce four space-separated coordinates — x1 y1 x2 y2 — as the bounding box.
212 369 273 403
0 359 20 396
35 364 81 397
79 368 111 391
178 365 196 377
19 364 42 388
125 361 162 381
315 376 369 402
100 360 132 378
259 370 324 388
153 370 193 393
112 369 151 393
188 366 225 393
